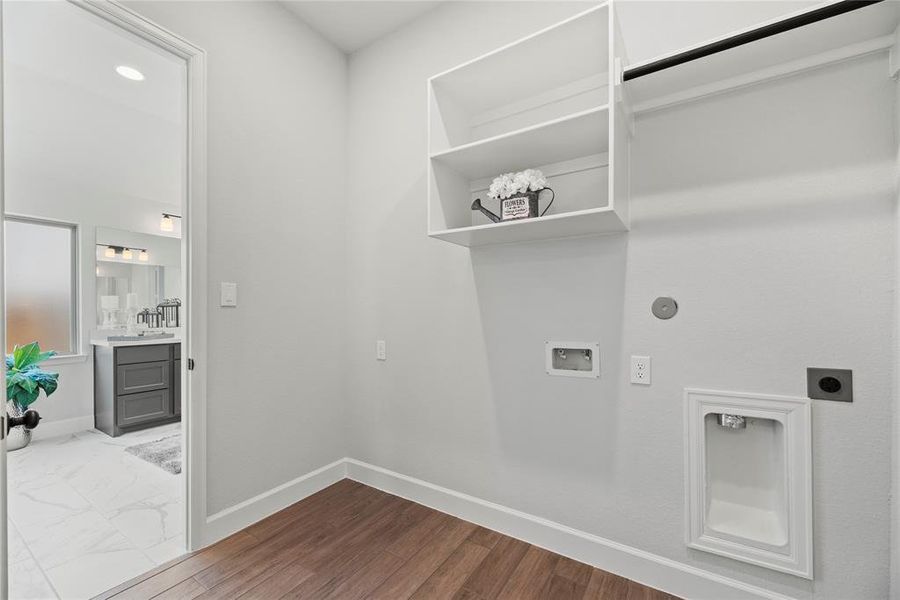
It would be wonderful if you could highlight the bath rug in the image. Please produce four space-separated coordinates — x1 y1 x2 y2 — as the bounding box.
125 434 181 474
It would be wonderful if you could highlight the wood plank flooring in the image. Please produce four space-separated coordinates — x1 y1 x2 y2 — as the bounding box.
96 480 680 600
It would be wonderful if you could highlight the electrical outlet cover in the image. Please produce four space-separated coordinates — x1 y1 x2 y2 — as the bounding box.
630 355 651 385
806 368 852 402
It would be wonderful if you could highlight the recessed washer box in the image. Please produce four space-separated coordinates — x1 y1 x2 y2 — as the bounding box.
684 388 812 579
545 341 599 378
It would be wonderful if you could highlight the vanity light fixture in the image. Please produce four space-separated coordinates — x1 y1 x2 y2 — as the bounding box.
160 213 181 232
97 244 149 261
115 65 145 81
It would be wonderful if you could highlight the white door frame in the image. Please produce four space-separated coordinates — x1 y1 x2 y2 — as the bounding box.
0 1 209 579
0 2 8 596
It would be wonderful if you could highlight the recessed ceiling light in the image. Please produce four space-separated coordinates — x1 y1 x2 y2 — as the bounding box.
115 65 144 81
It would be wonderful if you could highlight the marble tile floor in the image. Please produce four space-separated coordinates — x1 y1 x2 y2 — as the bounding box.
8 423 184 599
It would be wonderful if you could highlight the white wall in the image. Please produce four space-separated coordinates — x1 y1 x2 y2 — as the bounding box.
121 1 350 516
616 0 819 64
345 2 896 598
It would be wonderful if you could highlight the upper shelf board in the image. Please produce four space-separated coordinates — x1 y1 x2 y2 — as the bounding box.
428 4 609 117
624 0 900 109
430 106 609 180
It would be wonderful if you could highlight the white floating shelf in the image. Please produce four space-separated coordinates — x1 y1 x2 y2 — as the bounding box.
626 0 900 112
426 2 630 248
430 107 609 181
429 5 609 118
429 207 627 248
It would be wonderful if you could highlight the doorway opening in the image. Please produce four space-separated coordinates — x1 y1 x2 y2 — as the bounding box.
1 1 205 597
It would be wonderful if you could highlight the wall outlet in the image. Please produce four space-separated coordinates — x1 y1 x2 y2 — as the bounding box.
376 340 386 361
630 355 651 385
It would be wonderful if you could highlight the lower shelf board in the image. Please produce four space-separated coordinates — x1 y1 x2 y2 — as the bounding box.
429 207 628 247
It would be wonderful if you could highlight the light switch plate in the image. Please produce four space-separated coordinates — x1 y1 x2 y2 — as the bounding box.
220 282 237 307
376 340 386 361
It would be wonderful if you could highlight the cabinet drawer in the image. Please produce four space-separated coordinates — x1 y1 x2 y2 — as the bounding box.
117 361 170 395
117 344 171 365
117 389 171 428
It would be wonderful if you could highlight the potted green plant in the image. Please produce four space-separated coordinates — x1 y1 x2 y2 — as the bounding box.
6 342 59 450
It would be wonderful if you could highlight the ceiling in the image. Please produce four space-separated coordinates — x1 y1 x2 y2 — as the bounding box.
280 1 442 53
3 0 185 214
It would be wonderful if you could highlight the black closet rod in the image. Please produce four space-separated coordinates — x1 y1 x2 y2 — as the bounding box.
623 0 886 82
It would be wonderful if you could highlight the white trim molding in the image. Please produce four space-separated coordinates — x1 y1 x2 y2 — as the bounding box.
889 23 900 78
346 459 797 600
42 353 89 366
31 416 95 442
685 389 813 580
203 457 799 600
204 459 347 546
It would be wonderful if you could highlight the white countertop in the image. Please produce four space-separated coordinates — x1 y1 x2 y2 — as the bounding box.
91 336 181 348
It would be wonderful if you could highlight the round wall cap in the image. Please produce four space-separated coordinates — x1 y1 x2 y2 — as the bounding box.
652 297 678 320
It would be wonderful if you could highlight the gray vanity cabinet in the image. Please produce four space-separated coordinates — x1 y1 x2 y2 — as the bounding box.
94 342 182 437
173 343 181 417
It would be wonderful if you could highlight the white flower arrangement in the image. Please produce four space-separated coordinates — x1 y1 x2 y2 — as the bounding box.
487 169 547 200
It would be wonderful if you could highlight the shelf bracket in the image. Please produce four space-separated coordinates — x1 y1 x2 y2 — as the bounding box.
615 58 636 137
890 24 900 78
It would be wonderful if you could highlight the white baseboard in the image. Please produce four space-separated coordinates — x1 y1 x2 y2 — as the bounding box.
344 458 798 600
32 415 94 441
199 457 797 600
203 458 347 545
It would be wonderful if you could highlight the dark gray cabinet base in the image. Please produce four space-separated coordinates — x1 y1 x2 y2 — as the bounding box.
94 342 181 437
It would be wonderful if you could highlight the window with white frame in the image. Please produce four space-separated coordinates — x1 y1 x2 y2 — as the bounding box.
5 217 78 355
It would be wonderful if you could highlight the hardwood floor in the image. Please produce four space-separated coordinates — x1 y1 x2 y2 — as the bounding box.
96 480 680 600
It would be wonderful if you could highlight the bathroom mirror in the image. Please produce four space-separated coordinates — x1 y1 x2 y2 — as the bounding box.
95 227 181 329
